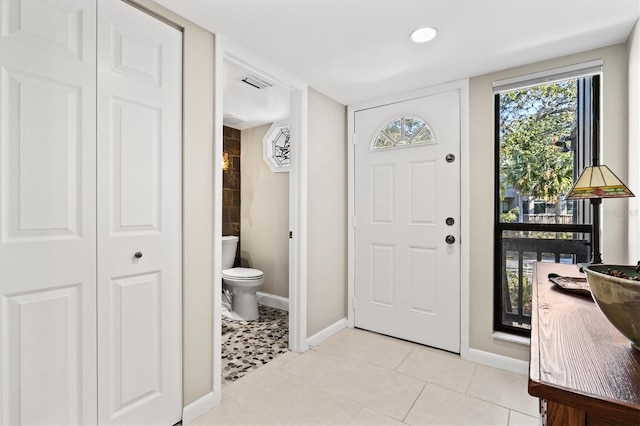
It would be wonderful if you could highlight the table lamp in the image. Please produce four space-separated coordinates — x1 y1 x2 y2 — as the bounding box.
565 164 634 264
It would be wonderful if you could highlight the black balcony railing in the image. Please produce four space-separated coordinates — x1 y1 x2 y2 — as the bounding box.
522 214 573 225
496 223 592 332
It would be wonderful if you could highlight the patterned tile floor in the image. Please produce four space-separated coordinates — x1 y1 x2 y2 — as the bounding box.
221 305 289 385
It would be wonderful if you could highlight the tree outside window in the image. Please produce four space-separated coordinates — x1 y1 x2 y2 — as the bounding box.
495 77 593 334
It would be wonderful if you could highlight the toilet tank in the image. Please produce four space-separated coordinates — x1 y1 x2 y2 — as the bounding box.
221 236 239 270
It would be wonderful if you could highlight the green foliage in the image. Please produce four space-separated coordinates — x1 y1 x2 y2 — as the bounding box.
499 81 577 203
506 269 532 317
500 206 520 223
499 82 578 331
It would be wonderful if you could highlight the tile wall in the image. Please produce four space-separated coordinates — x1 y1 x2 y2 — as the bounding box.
223 126 241 265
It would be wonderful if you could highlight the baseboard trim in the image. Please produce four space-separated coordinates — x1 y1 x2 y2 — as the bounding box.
182 390 220 425
307 318 348 347
462 347 529 376
256 291 289 311
492 331 531 346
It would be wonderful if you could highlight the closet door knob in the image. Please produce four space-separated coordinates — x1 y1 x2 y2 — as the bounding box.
134 251 143 259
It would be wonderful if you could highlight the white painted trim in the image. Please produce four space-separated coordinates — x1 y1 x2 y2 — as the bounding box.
212 33 224 405
256 291 289 311
288 83 309 354
307 318 348 347
349 79 470 113
347 101 355 328
223 39 307 89
347 79 471 354
462 348 529 376
459 79 471 359
493 59 603 93
493 331 531 346
182 391 220 425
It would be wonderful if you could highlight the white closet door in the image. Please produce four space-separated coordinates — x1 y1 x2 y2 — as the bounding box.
0 1 97 424
96 1 182 424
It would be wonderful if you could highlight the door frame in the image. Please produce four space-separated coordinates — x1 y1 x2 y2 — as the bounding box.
347 79 470 355
212 36 309 394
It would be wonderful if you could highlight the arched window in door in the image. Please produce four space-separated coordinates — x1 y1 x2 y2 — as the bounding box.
371 116 435 149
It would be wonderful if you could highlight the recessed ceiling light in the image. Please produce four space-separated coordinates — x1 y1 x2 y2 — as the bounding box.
410 27 438 43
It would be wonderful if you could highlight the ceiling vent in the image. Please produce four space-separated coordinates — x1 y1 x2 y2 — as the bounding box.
241 75 272 90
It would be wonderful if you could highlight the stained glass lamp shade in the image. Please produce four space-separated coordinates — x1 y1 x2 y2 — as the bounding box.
566 165 634 199
566 164 634 264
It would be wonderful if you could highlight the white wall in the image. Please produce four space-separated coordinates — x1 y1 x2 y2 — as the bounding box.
628 19 640 263
307 88 348 337
469 44 629 361
129 0 215 407
240 124 290 297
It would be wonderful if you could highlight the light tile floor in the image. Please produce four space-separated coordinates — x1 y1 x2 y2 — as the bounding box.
192 328 541 425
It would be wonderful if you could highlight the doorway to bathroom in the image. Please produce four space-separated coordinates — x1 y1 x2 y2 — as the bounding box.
217 53 302 384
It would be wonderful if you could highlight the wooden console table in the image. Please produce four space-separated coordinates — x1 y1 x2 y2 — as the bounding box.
529 262 640 426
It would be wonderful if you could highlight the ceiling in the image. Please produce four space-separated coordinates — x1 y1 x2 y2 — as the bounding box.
222 59 290 130
158 0 640 128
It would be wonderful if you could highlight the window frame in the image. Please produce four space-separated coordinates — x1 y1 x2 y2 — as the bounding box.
492 74 601 337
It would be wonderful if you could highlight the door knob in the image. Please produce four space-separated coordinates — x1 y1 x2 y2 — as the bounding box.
445 235 455 244
134 251 143 259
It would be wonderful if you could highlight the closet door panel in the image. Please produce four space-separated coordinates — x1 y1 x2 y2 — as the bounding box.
97 1 182 425
4 71 82 238
4 286 83 425
0 1 97 425
108 272 162 414
110 97 161 233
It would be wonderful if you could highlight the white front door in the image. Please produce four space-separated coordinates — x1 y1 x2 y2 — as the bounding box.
97 1 182 424
354 90 461 353
0 1 98 424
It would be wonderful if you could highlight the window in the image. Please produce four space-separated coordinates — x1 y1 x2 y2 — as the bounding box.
372 116 435 149
263 121 291 172
494 71 600 336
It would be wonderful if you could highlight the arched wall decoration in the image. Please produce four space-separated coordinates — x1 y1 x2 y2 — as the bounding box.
371 116 435 150
263 121 290 172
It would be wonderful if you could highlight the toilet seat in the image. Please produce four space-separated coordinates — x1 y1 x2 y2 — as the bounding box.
222 267 264 280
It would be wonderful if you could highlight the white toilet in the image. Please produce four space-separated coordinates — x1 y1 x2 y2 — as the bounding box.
221 236 264 321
